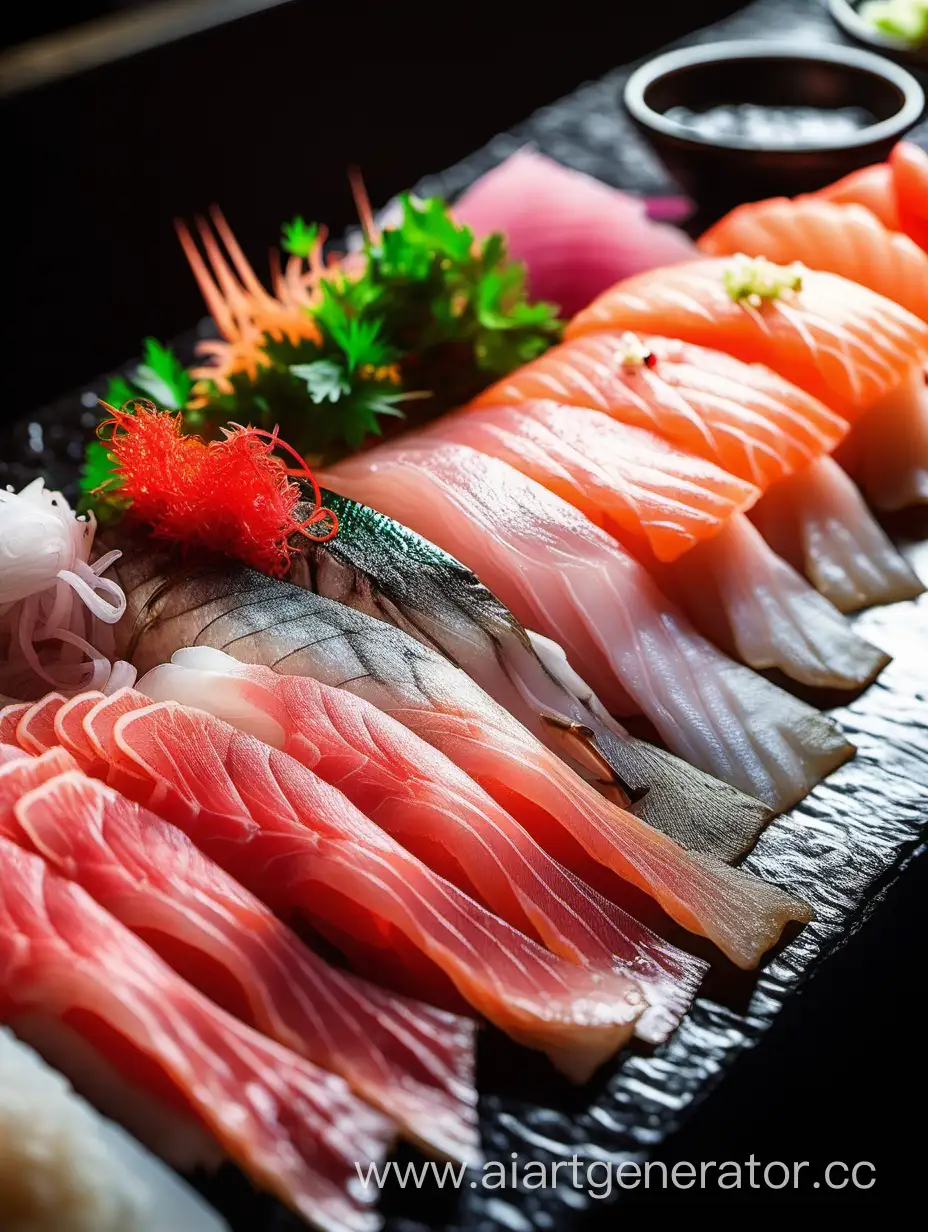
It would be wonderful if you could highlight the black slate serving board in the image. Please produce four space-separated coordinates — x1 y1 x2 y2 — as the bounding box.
2 1 927 1227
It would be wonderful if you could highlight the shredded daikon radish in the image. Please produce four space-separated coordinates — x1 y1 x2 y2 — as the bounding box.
0 480 127 697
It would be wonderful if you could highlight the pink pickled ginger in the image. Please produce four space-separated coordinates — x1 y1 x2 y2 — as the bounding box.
455 150 697 316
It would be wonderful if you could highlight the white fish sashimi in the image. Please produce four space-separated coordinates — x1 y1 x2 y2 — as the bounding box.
325 443 853 810
751 455 925 612
657 515 890 687
0 1025 227 1232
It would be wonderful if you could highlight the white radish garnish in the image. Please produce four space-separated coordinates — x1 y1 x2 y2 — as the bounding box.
0 479 128 695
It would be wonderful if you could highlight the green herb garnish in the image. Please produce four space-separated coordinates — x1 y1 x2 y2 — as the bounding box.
83 194 564 489
281 216 321 259
104 337 194 412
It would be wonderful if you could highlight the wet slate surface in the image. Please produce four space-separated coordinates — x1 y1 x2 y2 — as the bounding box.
2 1 927 1229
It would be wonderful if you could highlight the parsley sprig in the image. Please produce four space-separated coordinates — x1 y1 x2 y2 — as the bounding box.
105 337 194 412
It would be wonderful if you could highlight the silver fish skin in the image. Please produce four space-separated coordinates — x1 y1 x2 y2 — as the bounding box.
285 491 774 862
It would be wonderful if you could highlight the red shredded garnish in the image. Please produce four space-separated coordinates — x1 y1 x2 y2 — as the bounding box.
99 401 337 576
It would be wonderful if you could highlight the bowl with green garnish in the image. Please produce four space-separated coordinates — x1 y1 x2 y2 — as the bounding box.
829 0 928 66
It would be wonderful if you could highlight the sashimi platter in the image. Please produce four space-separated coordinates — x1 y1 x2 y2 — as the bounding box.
2 27 928 1232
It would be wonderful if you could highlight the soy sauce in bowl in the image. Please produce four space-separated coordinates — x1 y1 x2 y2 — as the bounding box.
624 39 925 227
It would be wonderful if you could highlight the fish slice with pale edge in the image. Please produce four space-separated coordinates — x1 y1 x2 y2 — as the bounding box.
473 332 848 490
14 692 66 754
0 705 30 746
106 539 775 865
421 405 888 688
94 689 809 973
0 752 480 1164
567 259 928 511
83 690 648 1079
0 833 395 1232
699 197 928 323
137 647 707 1042
566 258 928 421
751 455 924 612
325 443 853 812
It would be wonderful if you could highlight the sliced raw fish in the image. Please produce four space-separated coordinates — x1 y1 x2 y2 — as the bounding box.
422 403 886 688
0 834 395 1232
453 149 697 316
83 691 648 1079
699 197 928 322
107 568 812 960
0 753 480 1164
424 400 760 562
138 646 707 1042
99 693 811 973
475 332 847 489
13 692 66 754
653 516 890 687
270 490 774 858
0 704 30 746
475 327 917 610
326 442 853 810
751 456 924 612
567 259 928 509
107 546 774 867
567 258 928 422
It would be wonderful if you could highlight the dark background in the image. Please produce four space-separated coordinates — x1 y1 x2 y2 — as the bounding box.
3 0 926 1213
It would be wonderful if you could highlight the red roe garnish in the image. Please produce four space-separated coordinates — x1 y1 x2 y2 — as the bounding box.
99 401 337 576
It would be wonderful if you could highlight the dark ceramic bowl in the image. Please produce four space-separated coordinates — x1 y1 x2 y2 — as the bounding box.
828 0 928 69
624 39 924 227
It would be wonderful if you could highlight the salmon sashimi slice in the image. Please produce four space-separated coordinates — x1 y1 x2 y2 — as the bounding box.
814 162 901 230
567 258 928 511
327 442 853 813
422 400 761 562
0 760 480 1165
106 542 776 869
418 406 886 689
699 197 928 323
13 692 67 754
477 323 917 609
751 456 925 612
566 258 928 422
137 646 707 1042
697 193 928 516
83 692 648 1079
0 834 395 1232
100 693 811 974
891 141 928 253
473 332 848 490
